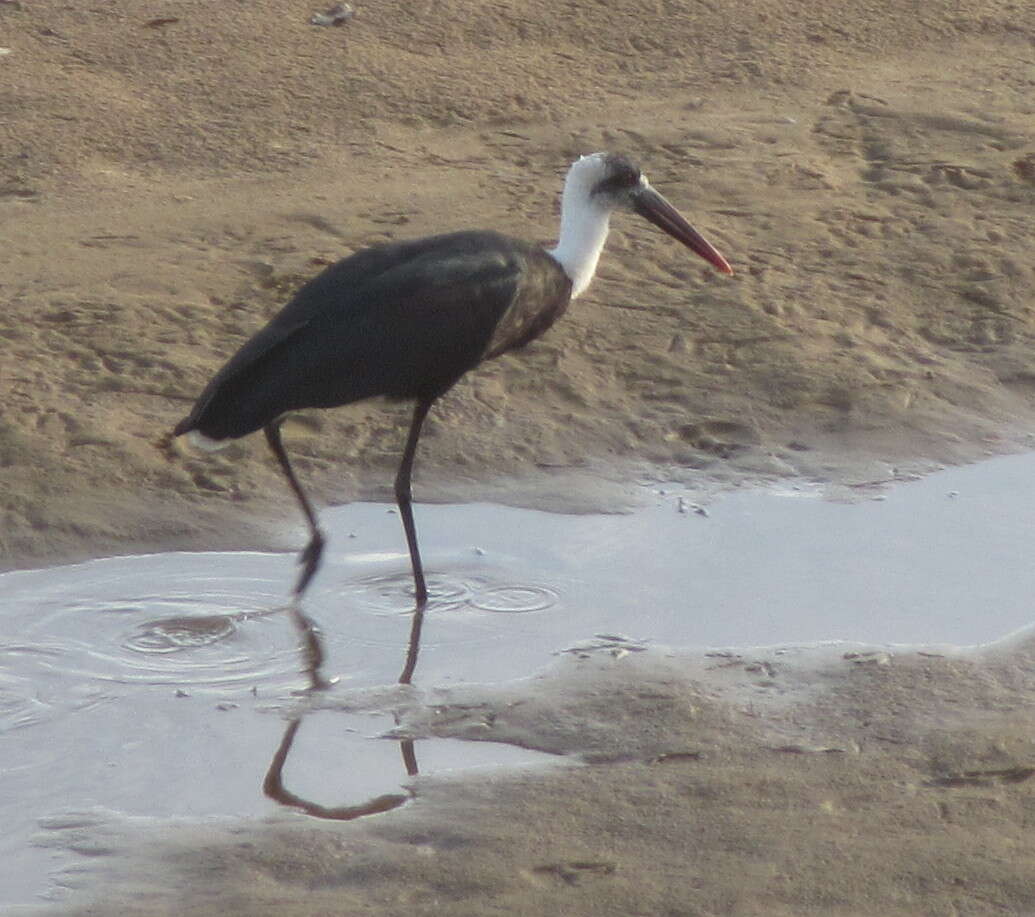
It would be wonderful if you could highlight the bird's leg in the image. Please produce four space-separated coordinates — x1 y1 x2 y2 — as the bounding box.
265 422 326 597
396 399 433 685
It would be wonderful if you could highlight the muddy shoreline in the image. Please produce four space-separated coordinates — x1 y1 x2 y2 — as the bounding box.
4 0 1035 912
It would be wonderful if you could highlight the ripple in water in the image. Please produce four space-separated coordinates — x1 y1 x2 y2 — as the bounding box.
0 669 50 733
123 615 239 654
342 572 558 615
13 591 301 694
346 573 474 614
0 646 113 735
469 585 558 613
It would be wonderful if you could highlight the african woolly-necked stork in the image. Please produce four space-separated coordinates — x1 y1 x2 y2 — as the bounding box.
173 152 733 682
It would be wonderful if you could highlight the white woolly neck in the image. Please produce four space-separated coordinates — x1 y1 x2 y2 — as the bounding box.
547 157 614 299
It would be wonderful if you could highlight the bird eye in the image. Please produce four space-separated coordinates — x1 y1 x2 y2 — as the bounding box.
594 158 641 196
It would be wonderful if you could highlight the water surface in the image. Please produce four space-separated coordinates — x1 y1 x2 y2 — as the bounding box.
5 451 1035 906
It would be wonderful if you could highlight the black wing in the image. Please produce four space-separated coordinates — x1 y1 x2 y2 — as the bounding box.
175 231 568 441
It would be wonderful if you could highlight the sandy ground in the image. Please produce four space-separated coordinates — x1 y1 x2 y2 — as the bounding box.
23 642 1035 916
4 0 1035 912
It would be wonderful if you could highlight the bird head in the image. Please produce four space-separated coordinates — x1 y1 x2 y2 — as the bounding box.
566 152 733 275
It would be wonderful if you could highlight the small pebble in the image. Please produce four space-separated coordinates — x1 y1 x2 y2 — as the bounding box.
310 2 354 26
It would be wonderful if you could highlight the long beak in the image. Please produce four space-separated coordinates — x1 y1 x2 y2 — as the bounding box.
632 185 733 275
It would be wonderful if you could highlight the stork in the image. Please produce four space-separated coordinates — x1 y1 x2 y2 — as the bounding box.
173 152 733 682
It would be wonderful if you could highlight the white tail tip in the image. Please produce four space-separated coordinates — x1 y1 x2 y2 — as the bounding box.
186 429 231 453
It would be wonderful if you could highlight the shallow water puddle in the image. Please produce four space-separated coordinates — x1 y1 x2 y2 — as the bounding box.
5 450 1035 905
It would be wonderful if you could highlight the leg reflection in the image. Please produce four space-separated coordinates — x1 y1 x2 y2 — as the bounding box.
287 602 330 692
263 717 417 820
397 596 426 687
270 595 420 817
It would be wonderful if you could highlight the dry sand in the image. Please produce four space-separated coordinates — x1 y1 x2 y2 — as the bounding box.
4 0 1035 912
